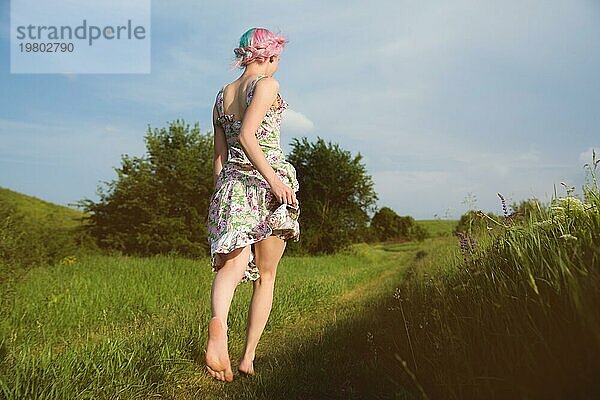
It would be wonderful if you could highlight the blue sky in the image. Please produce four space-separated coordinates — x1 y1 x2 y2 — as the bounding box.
1 0 599 219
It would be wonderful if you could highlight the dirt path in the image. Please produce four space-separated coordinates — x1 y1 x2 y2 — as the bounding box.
173 244 420 399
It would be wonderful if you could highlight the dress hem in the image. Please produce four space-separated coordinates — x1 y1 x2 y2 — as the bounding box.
210 228 272 284
209 222 299 285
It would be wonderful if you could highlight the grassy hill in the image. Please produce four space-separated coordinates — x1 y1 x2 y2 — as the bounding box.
0 186 86 230
0 186 96 282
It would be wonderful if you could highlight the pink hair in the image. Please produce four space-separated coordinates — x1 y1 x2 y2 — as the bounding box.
231 28 288 70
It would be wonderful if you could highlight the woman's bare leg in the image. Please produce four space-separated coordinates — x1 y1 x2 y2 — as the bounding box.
238 236 286 375
205 245 251 382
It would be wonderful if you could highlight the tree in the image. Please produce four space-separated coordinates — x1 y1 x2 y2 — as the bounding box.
371 207 402 241
76 119 214 257
287 136 378 254
370 206 429 242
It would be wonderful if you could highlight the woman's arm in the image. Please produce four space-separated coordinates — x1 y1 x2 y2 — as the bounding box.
212 103 228 186
238 77 297 206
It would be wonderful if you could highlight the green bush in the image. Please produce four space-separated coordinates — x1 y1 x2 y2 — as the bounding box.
370 206 430 242
287 137 378 254
76 119 213 257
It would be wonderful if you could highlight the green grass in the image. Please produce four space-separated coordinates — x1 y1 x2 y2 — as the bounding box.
415 219 457 237
1 171 599 399
1 205 598 398
0 240 424 399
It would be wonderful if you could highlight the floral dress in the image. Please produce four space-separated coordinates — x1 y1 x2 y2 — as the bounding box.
206 74 300 284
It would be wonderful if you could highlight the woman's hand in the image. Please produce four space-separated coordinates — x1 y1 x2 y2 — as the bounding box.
269 175 298 206
236 76 298 207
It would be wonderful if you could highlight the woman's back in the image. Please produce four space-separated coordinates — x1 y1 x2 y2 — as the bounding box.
214 74 297 192
218 75 281 123
216 74 287 138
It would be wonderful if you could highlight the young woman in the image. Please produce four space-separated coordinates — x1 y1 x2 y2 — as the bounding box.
204 27 300 382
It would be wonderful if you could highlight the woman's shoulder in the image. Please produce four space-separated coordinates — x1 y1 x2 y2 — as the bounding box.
250 75 279 98
246 75 278 104
254 75 279 88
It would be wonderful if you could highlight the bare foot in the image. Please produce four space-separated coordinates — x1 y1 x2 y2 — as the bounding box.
205 317 234 382
238 356 256 376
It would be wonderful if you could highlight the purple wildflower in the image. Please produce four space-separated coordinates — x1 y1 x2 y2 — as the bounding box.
469 235 476 251
497 192 511 225
457 231 471 264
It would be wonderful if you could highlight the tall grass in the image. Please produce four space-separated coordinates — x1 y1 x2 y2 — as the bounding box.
0 243 415 399
378 153 600 399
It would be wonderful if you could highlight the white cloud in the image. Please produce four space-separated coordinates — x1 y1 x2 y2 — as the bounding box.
281 109 314 134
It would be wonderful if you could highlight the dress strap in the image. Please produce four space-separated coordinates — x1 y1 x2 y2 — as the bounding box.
217 75 267 120
216 85 226 118
246 75 268 106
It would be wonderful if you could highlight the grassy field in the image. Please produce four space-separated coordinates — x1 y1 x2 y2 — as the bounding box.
1 175 599 399
414 219 457 238
0 233 449 399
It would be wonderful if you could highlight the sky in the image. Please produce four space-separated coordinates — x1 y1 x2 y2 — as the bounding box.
1 0 599 220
